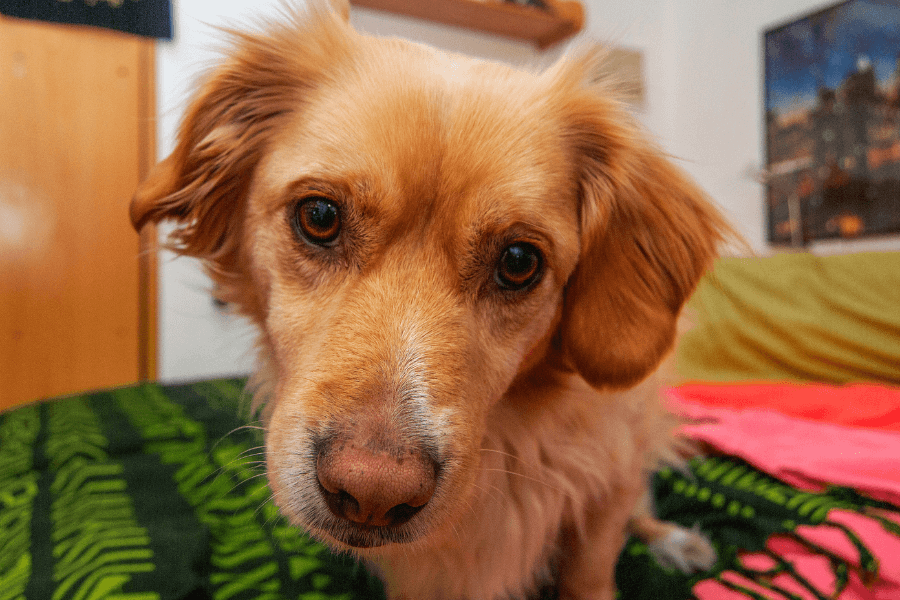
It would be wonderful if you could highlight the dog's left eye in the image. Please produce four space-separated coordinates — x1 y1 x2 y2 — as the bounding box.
292 196 341 246
495 242 543 291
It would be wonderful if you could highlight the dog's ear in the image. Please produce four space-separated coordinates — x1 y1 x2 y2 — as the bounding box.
130 7 353 267
555 53 733 390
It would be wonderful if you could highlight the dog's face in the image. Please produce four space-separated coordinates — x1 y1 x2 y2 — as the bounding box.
132 6 727 553
245 46 586 549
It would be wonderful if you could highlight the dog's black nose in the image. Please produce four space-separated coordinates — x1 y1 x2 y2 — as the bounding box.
316 442 437 528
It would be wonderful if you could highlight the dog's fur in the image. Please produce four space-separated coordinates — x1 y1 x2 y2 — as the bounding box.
132 3 730 598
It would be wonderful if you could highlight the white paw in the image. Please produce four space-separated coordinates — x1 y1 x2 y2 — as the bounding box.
647 525 717 574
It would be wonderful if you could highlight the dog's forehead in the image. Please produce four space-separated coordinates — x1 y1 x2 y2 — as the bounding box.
263 41 578 244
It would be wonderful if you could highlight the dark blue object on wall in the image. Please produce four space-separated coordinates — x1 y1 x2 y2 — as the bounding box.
0 0 172 39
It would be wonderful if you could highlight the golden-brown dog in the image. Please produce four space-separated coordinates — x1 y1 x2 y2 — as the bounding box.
132 3 729 598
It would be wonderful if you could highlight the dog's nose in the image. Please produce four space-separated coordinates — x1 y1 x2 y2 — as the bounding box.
316 442 437 528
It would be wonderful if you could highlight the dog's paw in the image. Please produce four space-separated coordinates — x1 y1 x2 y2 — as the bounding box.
646 525 716 574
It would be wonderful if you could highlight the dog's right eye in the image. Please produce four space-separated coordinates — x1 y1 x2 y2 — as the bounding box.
292 197 341 246
495 242 543 291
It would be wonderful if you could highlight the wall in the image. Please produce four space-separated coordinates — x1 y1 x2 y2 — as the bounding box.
154 1 271 383
152 0 898 382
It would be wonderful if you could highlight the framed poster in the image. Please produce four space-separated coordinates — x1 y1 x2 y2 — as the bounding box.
764 0 900 245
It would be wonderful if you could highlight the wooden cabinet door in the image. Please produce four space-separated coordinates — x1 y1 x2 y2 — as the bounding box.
0 16 156 411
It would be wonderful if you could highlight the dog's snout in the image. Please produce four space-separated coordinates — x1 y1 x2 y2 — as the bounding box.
316 441 438 529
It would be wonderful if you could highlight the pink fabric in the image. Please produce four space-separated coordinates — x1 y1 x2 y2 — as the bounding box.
668 384 900 599
675 383 900 432
693 511 900 600
669 390 900 506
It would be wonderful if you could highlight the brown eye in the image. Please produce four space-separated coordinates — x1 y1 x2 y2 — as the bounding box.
292 196 340 245
495 242 543 290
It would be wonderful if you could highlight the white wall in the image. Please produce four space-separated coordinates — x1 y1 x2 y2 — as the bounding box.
152 0 898 382
154 1 282 383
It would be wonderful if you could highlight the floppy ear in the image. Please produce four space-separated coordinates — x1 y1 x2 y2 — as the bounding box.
557 60 733 389
130 6 354 270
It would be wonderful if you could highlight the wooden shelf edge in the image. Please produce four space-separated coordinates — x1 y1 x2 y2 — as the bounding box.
350 0 584 50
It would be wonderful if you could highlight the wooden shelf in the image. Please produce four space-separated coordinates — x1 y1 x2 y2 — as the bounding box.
349 0 584 49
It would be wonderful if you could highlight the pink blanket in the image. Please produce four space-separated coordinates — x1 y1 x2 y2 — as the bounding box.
676 383 900 432
672 394 900 506
669 383 900 600
694 510 900 600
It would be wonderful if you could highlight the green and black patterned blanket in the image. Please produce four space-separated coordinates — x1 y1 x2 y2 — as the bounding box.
1 379 898 599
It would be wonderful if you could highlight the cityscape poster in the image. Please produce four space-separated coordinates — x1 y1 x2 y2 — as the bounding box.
765 0 900 245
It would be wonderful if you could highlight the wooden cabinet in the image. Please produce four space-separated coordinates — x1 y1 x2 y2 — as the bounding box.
0 16 156 411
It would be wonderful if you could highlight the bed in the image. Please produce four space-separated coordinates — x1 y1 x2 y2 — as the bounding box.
2 251 899 599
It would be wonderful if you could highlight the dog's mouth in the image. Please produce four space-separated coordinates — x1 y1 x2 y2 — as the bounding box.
323 523 390 549
319 521 408 549
312 511 428 550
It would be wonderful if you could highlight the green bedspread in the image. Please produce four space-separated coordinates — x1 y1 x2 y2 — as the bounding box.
2 378 897 599
1 380 384 600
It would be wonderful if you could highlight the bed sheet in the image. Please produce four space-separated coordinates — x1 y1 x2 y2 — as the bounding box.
2 379 898 600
